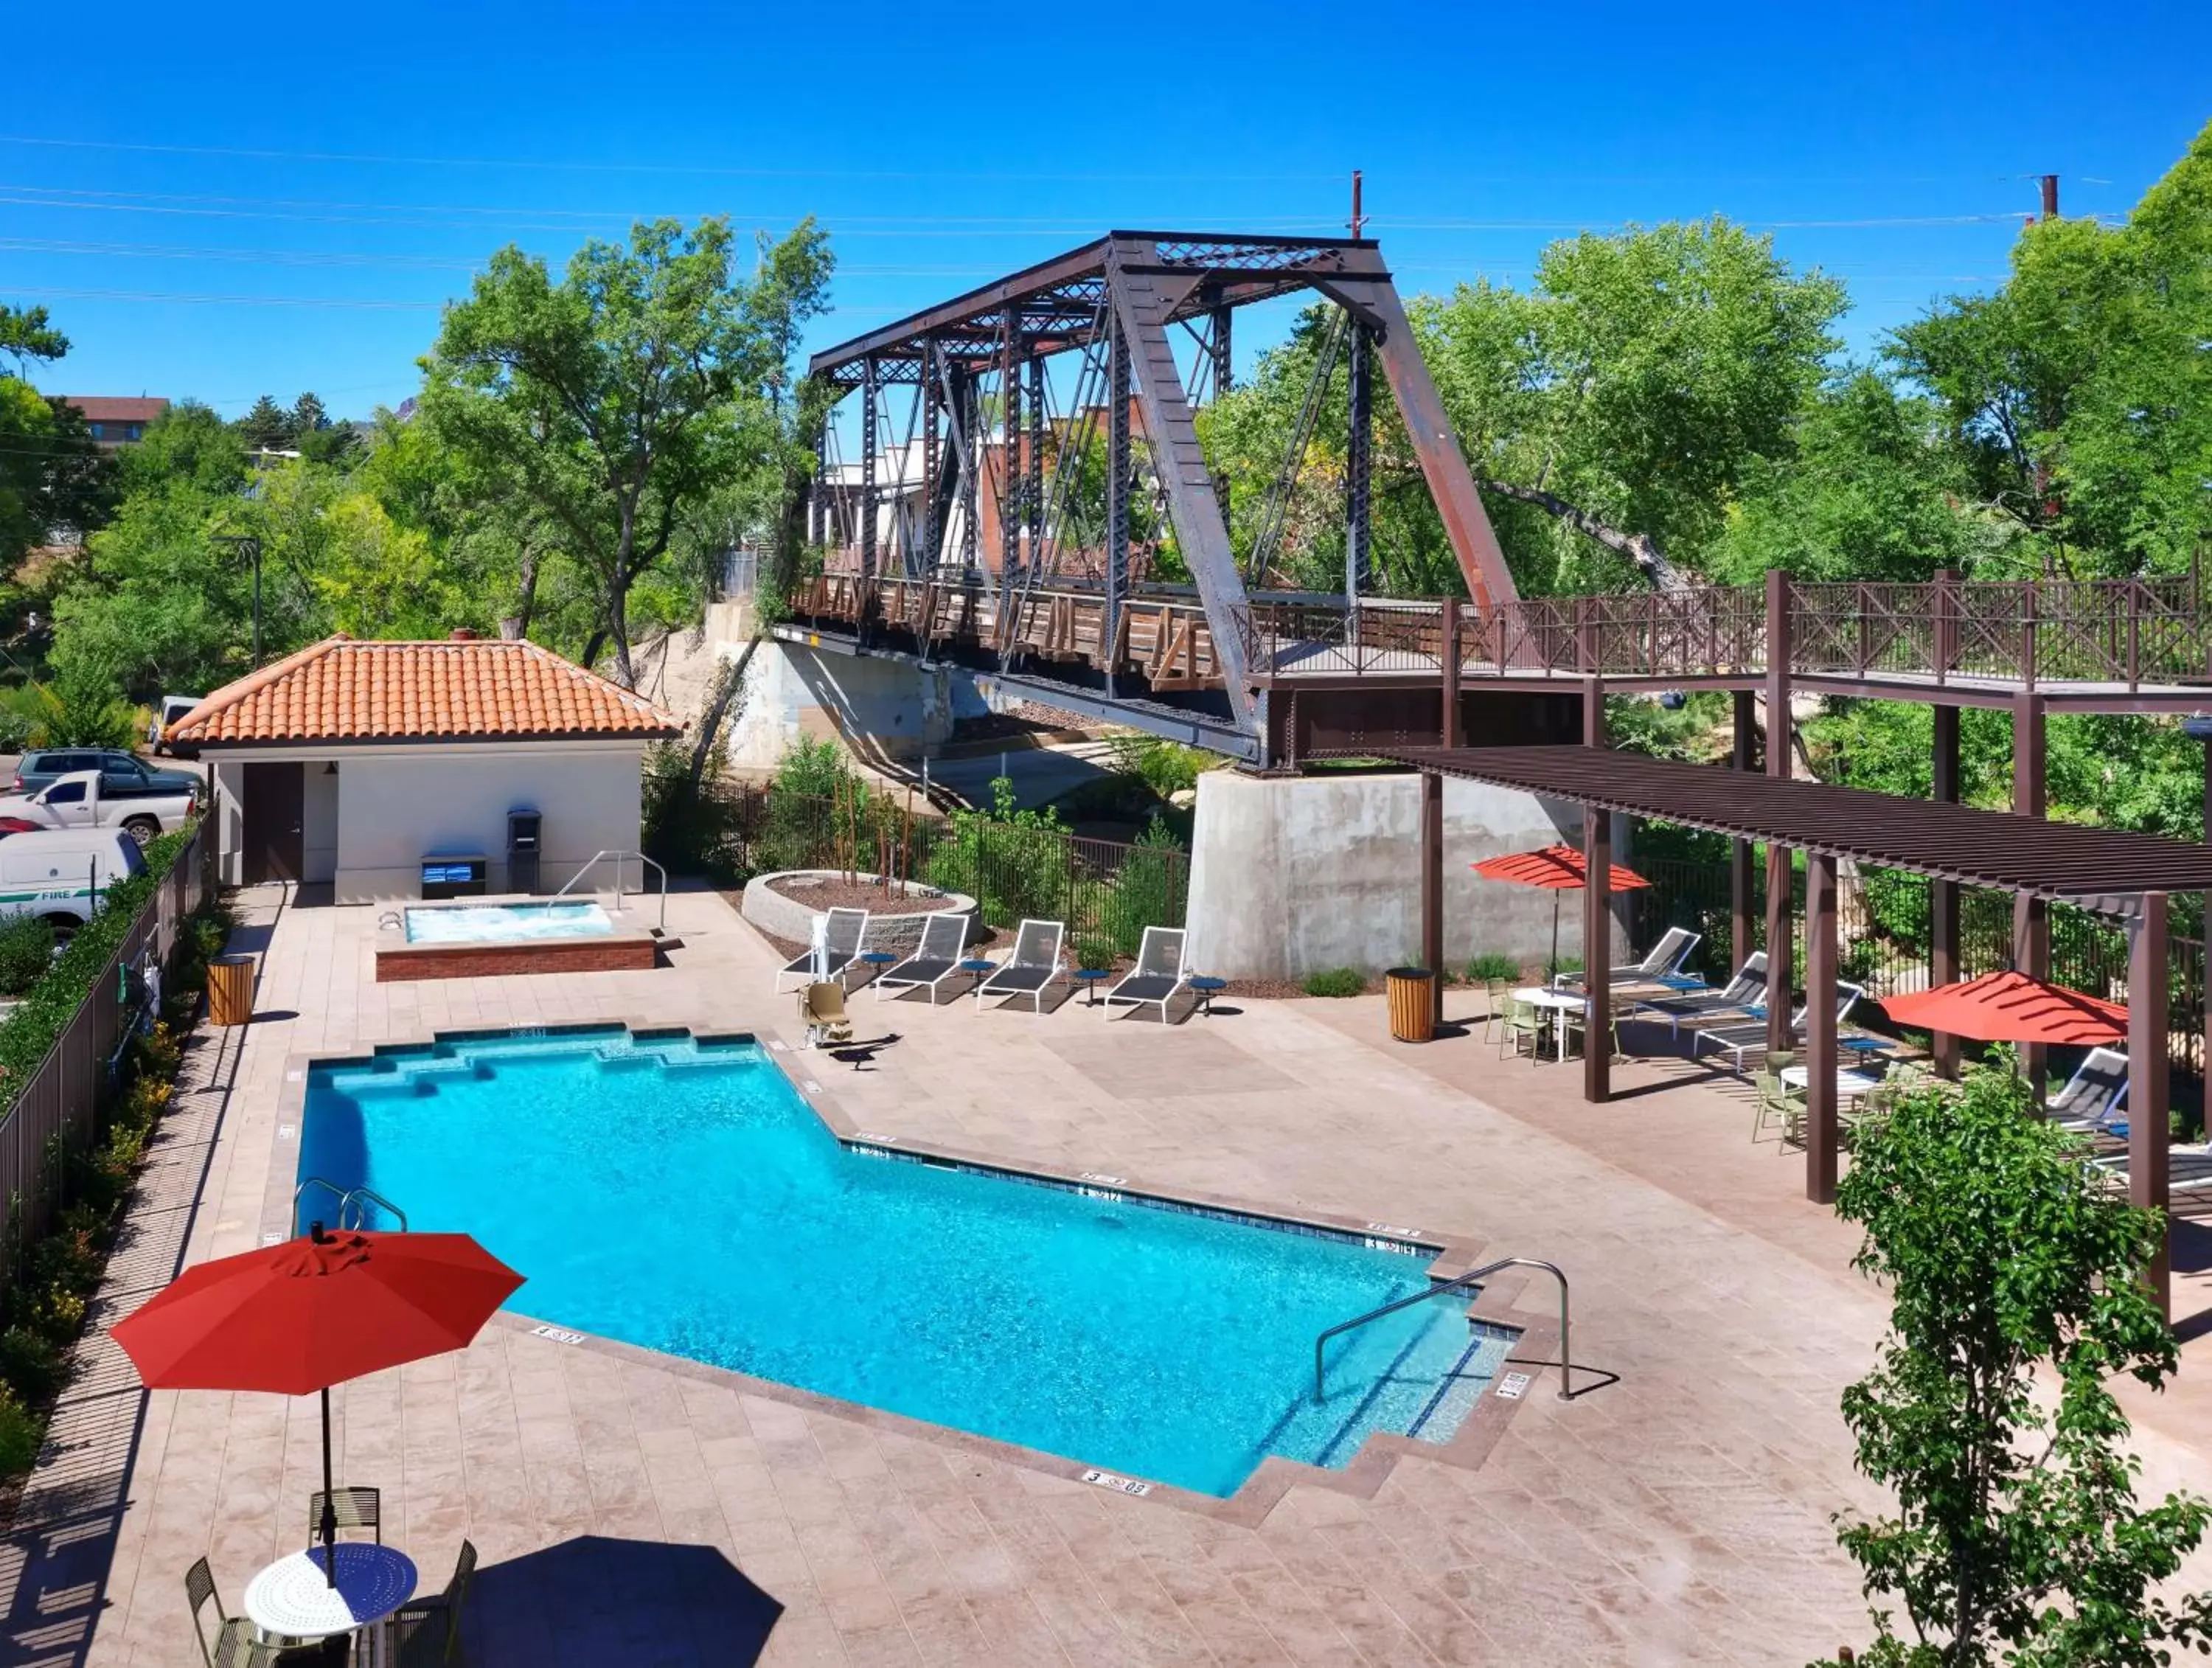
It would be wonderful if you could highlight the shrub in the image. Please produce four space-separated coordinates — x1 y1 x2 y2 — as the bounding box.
1302 967 1365 998
1547 953 1584 979
0 917 55 998
0 1384 41 1474
1465 951 1520 984
0 1327 62 1403
1074 936 1117 972
1096 816 1189 957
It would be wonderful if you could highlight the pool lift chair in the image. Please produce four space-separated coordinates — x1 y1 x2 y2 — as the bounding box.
800 981 855 1049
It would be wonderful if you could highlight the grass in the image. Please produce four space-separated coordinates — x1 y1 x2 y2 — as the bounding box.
1301 967 1366 998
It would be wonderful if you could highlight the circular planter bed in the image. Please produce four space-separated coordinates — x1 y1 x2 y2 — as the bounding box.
740 870 981 959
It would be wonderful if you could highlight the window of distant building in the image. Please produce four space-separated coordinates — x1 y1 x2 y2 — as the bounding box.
88 423 105 440
127 424 143 440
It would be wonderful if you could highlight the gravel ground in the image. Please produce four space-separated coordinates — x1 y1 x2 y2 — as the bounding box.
763 874 959 914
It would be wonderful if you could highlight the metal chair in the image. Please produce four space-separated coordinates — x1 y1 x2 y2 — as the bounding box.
1752 1070 1804 1147
307 1485 382 1545
1498 994 1543 1062
392 1539 478 1667
187 1557 287 1668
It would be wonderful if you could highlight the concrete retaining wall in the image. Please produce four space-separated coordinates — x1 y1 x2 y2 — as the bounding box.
1184 770 1629 981
739 871 981 958
724 641 990 769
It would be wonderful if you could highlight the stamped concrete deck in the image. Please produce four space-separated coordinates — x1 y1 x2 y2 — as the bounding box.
9 882 2211 1667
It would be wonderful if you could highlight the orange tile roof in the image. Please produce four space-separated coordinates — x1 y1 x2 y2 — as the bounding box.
168 635 683 746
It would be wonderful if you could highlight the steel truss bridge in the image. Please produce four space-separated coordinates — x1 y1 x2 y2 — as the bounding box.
795 232 2212 768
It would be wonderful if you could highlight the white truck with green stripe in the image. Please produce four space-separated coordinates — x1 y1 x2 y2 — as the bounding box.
0 829 147 938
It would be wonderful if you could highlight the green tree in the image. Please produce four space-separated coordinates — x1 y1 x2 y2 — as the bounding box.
0 306 69 376
235 395 295 453
1820 1067 2212 1666
422 216 833 686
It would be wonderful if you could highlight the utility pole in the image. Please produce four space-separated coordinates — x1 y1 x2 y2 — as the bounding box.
2039 173 2059 220
212 534 264 668
1349 170 1364 239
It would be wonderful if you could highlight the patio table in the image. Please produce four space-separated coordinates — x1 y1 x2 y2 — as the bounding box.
1780 1065 1886 1102
246 1543 417 1664
1512 987 1586 1059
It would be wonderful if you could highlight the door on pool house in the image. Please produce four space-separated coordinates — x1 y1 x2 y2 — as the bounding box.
240 762 305 884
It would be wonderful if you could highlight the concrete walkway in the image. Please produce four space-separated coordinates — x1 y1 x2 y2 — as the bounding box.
8 884 2209 1666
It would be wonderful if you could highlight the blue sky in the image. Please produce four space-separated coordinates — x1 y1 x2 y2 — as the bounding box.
9 0 2208 417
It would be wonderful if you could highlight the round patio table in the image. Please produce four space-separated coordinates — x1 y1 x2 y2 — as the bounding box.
1511 987 1585 1058
246 1543 417 1659
1189 976 1227 1016
858 950 898 983
1073 967 1112 1007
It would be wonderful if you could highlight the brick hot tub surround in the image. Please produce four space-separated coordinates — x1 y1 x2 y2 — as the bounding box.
374 903 663 981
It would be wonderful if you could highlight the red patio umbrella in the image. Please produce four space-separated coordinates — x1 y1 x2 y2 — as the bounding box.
111 1225 522 1584
1472 844 1651 976
1879 968 2129 1046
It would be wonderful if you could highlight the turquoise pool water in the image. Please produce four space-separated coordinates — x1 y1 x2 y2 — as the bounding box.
402 903 613 945
299 1028 1513 1497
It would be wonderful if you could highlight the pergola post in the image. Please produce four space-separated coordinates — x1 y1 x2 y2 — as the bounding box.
1930 703 1961 1078
1584 679 1611 1103
1765 569 1794 1056
1420 771 1444 1026
1806 853 1839 1203
1731 691 1756 970
1440 597 1462 749
2129 891 2171 1318
2014 688 2049 1101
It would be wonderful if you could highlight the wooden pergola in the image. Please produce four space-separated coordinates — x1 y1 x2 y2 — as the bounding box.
1379 734 2212 1318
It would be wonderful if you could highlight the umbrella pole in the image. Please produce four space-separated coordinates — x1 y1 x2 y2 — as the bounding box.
1550 895 1561 980
320 1385 337 1588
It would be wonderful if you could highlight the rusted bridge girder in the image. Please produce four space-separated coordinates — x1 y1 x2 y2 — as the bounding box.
804 232 1520 737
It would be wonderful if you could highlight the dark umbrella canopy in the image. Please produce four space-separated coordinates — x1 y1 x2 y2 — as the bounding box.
112 1226 521 1582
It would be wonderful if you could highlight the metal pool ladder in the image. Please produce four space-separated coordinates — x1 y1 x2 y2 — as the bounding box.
1314 1257 1573 1402
293 1178 410 1237
554 849 668 931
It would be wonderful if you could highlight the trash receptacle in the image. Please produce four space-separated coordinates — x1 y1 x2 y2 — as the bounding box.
1385 967 1436 1043
207 955 254 1027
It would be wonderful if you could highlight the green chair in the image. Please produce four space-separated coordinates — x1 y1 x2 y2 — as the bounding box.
1478 979 1512 1044
392 1538 478 1667
1565 1004 1630 1066
1498 994 1543 1062
186 1557 285 1668
1752 1070 1805 1147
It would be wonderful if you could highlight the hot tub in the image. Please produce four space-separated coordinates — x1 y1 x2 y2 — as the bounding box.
377 899 661 981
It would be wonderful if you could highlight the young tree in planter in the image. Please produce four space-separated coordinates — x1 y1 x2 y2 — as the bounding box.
1818 1067 2212 1667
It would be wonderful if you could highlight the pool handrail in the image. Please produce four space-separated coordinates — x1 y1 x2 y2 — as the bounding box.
1313 1256 1573 1403
553 849 668 931
292 1177 411 1237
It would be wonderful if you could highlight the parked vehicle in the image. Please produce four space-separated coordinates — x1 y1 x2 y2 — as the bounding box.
0 828 146 939
13 748 198 798
147 695 204 758
0 768 197 845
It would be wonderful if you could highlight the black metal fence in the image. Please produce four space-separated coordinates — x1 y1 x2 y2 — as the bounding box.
680 786 1191 959
1633 852 2208 1093
0 825 212 1257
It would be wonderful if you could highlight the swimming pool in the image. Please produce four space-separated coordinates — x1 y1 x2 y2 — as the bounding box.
401 902 614 945
299 1028 1514 1497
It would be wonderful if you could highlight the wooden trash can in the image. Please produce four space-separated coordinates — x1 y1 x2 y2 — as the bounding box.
1385 967 1436 1043
207 955 254 1027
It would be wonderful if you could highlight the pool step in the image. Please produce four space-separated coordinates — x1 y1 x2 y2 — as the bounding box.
1295 1312 1517 1471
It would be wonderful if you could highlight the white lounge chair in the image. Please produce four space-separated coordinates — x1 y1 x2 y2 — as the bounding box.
975 919 1065 1012
2091 1147 2212 1196
776 906 869 993
1555 926 1702 992
1103 926 1192 1023
1635 951 1767 1038
1693 982 1865 1074
873 912 973 1004
2049 1046 2129 1133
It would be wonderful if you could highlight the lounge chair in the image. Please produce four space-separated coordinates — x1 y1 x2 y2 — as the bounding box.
2049 1046 2129 1133
2090 1147 2212 1197
776 906 869 993
1692 982 1865 1074
873 912 973 1004
1103 926 1192 1022
1555 926 1702 992
975 919 1065 1012
1635 951 1768 1038
799 980 854 1046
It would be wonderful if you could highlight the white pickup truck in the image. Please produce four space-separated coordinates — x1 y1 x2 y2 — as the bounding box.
0 768 198 845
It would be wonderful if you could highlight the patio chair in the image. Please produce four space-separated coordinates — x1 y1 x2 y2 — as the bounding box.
392 1538 478 1668
306 1484 380 1545
1555 926 1702 992
975 919 1065 1012
799 980 854 1046
1692 983 1865 1074
2048 1046 2129 1133
1635 951 1768 1038
187 1557 286 1668
1752 1068 1804 1146
1565 1003 1630 1066
1498 992 1543 1062
775 906 870 993
1103 926 1192 1022
872 912 973 1004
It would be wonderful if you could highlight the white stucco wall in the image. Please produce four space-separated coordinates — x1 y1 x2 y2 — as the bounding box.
207 742 646 903
1184 769 1630 981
